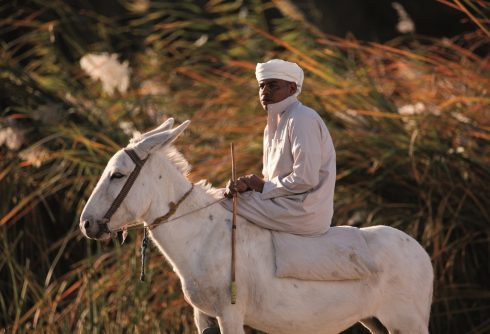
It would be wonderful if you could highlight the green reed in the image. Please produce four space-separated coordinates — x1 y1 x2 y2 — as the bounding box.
0 0 488 333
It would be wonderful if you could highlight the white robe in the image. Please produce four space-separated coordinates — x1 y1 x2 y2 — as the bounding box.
223 97 336 236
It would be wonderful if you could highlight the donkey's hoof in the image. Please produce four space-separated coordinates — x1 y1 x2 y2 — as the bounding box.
202 327 220 334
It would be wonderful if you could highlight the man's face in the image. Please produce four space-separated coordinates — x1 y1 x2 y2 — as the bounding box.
259 79 297 110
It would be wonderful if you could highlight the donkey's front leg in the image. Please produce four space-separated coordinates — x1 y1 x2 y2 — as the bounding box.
194 307 216 333
217 307 245 334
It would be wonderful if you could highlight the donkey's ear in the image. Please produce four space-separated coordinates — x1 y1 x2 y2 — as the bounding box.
168 120 190 143
133 120 190 158
130 118 175 144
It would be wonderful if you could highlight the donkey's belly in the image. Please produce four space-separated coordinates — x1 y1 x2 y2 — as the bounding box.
244 276 376 334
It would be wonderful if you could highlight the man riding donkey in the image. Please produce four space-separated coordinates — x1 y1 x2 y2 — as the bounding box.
203 59 336 334
224 59 336 235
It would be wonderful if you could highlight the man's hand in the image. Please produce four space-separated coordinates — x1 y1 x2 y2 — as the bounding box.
224 179 248 198
240 174 265 192
224 174 265 198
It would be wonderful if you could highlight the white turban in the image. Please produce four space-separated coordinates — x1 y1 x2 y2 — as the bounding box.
255 59 304 96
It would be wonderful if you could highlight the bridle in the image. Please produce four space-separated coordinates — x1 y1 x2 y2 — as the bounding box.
97 148 222 234
101 149 147 228
95 147 224 281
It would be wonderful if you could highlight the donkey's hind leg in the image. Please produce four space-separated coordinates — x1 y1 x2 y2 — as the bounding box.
359 317 388 334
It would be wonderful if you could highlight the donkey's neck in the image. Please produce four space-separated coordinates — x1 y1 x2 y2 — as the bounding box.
147 181 230 279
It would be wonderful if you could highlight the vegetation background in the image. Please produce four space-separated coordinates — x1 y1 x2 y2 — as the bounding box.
1 0 488 333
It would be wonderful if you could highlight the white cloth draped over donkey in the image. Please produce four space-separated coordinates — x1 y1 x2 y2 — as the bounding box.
80 119 434 334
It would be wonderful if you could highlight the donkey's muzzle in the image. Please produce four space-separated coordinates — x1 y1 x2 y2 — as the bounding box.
81 218 111 240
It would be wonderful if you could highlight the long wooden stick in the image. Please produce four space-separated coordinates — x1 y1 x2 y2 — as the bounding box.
230 143 237 304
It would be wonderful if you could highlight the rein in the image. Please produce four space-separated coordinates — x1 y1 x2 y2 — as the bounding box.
109 196 227 233
150 183 195 229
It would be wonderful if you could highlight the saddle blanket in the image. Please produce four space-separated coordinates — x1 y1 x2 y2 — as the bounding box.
272 226 378 281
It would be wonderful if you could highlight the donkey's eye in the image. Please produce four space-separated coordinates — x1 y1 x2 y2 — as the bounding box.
110 172 125 180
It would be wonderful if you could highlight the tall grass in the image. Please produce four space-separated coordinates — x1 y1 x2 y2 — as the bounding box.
1 0 488 333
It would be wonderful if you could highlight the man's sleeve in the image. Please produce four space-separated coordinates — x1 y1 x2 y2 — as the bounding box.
261 114 323 200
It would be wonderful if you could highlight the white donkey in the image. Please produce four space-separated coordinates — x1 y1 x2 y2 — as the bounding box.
80 119 433 334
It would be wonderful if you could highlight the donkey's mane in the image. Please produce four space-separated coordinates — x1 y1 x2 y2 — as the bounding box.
195 179 223 199
162 145 191 176
163 145 222 200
